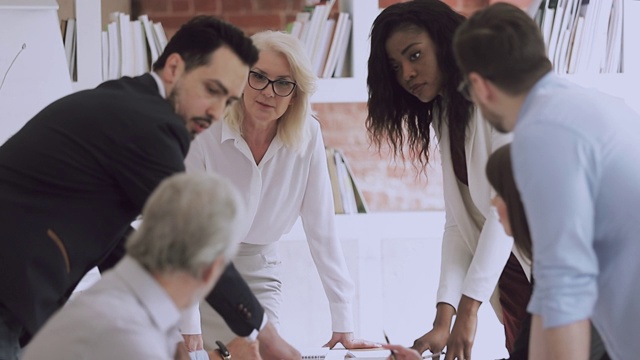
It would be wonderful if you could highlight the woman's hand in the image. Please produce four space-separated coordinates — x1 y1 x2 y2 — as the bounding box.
323 332 381 349
411 326 449 356
444 295 480 360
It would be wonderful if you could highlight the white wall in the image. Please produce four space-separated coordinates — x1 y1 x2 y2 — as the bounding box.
0 1 72 144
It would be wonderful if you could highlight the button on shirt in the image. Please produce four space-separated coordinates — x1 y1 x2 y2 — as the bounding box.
185 117 355 332
513 72 640 359
22 256 184 360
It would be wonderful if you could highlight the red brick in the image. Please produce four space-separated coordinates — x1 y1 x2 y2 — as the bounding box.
139 0 169 13
225 13 285 32
285 13 298 23
291 0 306 10
256 0 290 12
165 28 178 40
221 0 254 13
489 0 533 8
148 14 193 31
378 0 410 8
171 0 191 13
194 0 219 12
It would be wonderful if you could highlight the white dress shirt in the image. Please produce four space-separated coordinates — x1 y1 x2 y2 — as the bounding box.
185 116 355 332
22 256 184 360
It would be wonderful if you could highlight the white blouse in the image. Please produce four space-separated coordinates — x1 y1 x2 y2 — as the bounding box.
184 116 355 332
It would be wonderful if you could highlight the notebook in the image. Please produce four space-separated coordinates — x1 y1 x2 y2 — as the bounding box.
345 349 392 359
346 349 445 359
301 347 330 359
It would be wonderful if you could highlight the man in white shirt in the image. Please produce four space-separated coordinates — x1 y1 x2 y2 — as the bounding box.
22 172 245 360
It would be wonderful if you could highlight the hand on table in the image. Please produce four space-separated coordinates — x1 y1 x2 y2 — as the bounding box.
324 332 381 349
411 326 449 356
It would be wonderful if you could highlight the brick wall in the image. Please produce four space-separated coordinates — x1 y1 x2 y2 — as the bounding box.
136 0 530 211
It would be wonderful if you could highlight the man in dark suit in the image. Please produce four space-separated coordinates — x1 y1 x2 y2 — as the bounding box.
0 15 299 360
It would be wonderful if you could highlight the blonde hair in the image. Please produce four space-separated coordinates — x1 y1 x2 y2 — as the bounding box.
225 30 317 151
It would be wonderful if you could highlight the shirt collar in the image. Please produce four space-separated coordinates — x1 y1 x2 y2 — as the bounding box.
113 256 182 334
518 71 556 123
221 121 240 143
149 71 167 99
220 121 284 149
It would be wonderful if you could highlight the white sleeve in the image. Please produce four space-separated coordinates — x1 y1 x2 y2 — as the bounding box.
436 198 473 309
189 350 210 360
300 125 355 332
178 303 202 334
461 125 514 302
461 206 514 301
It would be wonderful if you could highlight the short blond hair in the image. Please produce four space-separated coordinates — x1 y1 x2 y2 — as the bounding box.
225 30 317 151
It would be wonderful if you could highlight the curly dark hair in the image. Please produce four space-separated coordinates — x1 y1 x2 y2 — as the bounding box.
366 0 473 174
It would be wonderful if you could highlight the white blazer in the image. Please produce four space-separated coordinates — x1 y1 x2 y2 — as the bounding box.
433 109 531 319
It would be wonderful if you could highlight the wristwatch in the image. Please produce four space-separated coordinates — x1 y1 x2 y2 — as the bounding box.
215 340 231 360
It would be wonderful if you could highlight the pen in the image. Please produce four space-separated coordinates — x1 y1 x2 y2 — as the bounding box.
382 331 397 360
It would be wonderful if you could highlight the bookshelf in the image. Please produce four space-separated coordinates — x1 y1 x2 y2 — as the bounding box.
309 0 379 103
65 0 380 101
555 0 640 115
72 0 102 91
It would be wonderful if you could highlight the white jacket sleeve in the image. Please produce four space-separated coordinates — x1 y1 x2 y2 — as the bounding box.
436 195 474 308
460 125 514 302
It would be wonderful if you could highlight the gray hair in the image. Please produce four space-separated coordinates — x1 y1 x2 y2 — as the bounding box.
225 30 316 152
126 173 244 278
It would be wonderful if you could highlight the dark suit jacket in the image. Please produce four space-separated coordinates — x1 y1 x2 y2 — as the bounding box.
0 74 263 342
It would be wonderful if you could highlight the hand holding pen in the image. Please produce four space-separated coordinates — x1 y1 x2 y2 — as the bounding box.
383 331 398 360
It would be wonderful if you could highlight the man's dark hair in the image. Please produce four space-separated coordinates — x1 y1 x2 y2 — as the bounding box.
153 15 259 72
453 3 552 95
366 0 471 173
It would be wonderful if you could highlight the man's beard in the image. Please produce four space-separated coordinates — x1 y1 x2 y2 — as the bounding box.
168 87 196 140
478 102 509 133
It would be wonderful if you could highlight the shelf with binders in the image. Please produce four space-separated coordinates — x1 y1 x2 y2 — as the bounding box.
325 147 368 214
545 0 640 115
59 0 103 92
294 0 378 104
58 0 168 92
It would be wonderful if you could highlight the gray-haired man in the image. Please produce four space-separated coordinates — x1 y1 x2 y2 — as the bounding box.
22 173 245 360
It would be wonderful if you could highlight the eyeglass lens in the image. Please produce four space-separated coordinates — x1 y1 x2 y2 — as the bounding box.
248 72 296 97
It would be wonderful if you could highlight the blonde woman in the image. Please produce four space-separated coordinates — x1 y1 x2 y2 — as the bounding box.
185 30 376 352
